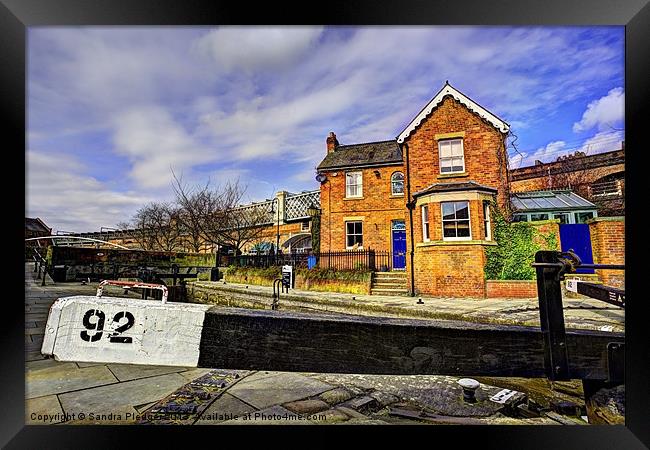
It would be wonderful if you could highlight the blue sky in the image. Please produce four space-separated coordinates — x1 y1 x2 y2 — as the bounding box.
27 26 624 232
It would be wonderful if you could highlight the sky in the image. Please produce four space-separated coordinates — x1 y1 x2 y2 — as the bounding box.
27 26 625 233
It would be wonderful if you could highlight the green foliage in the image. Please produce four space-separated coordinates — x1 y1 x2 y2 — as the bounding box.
222 266 371 282
297 267 371 282
485 204 559 280
225 266 281 279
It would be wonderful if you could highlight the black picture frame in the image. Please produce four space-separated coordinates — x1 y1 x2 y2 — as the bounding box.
2 0 648 447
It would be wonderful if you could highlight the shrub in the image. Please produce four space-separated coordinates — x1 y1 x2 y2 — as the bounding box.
485 205 559 280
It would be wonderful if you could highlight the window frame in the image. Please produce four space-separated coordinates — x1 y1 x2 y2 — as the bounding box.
301 221 310 231
390 171 405 196
345 171 363 198
438 138 466 174
421 205 430 242
483 201 491 241
441 201 472 241
345 221 364 249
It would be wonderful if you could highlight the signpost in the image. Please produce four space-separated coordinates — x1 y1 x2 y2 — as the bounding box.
281 265 293 290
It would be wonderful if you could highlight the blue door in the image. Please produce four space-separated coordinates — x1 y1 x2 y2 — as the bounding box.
392 221 406 270
559 224 594 274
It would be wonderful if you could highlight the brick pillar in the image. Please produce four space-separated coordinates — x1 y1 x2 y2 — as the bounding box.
588 217 625 288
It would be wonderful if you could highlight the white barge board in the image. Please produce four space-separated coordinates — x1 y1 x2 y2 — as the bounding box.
42 296 211 367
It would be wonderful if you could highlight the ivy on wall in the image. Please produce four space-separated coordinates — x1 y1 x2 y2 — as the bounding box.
484 204 558 280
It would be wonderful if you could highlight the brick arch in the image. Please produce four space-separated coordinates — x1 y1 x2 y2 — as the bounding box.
593 170 624 184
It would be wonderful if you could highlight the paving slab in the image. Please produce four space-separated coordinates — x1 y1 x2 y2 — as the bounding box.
25 395 65 425
26 359 73 372
107 364 186 382
27 364 118 399
220 405 310 425
228 372 334 409
58 372 188 416
283 399 330 415
195 393 256 424
179 368 213 382
312 374 507 417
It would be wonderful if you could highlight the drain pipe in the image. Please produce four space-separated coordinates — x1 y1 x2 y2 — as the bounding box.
403 142 416 297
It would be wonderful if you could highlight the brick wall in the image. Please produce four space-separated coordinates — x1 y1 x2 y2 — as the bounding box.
403 96 509 209
245 221 310 253
411 244 488 297
485 280 537 298
588 217 625 288
319 164 406 252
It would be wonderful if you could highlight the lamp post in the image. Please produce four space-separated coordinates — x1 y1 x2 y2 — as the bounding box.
269 198 281 259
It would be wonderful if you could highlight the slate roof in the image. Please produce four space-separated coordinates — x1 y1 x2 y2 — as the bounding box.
511 190 596 212
25 217 51 233
317 140 403 171
413 181 498 198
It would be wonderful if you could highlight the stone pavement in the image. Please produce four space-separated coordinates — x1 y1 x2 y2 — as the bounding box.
189 280 625 333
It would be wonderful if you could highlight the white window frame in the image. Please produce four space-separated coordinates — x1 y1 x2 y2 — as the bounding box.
422 205 430 242
483 201 491 241
345 221 363 249
391 172 405 196
301 221 310 231
438 138 465 174
441 201 472 241
345 171 363 198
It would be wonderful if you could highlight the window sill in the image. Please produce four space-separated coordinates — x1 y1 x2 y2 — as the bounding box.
344 196 365 201
416 240 497 247
390 194 405 198
437 172 469 179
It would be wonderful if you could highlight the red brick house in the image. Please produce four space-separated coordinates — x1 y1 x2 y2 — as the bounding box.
317 82 512 297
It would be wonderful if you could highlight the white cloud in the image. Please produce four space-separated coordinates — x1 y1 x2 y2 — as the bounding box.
510 130 624 168
195 27 323 73
26 150 150 232
573 87 624 133
112 106 214 189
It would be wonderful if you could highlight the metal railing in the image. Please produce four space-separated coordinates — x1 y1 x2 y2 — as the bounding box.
221 249 393 271
32 249 49 286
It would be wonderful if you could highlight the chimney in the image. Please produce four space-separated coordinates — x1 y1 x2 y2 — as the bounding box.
326 131 339 154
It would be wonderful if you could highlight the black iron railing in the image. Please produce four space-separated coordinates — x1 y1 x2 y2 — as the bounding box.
220 249 392 271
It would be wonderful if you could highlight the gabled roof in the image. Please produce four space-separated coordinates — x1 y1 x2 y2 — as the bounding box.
510 190 596 212
25 217 51 233
397 82 510 143
316 140 403 171
413 180 498 198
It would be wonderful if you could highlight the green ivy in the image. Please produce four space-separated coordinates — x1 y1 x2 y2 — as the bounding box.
485 204 559 280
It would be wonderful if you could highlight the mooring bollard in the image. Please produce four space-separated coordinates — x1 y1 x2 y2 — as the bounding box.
458 378 480 403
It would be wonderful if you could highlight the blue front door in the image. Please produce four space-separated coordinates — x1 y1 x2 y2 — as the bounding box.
559 224 595 274
392 220 406 270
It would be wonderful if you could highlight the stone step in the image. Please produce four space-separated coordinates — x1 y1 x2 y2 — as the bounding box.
370 288 409 296
372 282 408 288
374 272 407 277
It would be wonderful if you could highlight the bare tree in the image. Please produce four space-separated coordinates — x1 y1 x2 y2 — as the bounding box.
121 202 184 252
172 173 271 254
